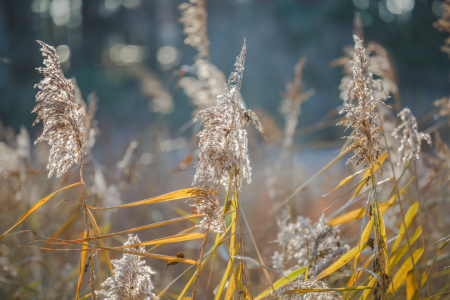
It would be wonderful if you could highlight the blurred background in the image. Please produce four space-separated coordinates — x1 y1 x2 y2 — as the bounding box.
1 0 450 298
1 0 449 154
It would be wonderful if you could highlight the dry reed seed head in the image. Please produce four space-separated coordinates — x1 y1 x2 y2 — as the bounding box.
280 57 314 149
131 67 174 115
180 59 227 113
433 96 450 119
434 131 450 160
269 279 343 300
32 41 85 178
392 108 432 166
0 142 23 180
92 166 121 220
16 126 30 159
72 77 99 153
193 40 265 189
100 234 158 300
337 35 387 168
366 42 399 102
117 140 140 186
334 38 398 105
187 185 224 232
179 0 209 59
272 212 349 278
435 0 450 56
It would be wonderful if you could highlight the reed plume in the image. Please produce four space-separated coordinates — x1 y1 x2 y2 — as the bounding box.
280 57 313 149
72 77 99 153
392 107 431 166
269 279 342 300
32 41 85 178
100 234 158 300
337 35 387 167
434 0 450 57
187 185 224 232
193 40 265 189
179 0 209 59
272 209 348 278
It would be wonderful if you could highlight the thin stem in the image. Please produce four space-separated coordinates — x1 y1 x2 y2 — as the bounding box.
414 159 431 297
79 159 96 300
192 229 209 300
378 113 421 299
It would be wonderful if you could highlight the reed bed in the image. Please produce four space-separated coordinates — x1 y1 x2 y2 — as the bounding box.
2 1 450 300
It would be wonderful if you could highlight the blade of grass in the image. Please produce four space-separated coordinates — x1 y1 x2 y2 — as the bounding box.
117 233 205 248
275 144 355 212
66 215 204 244
391 202 419 254
315 219 372 280
86 208 113 274
224 263 241 300
75 230 88 300
323 168 369 196
254 267 306 300
0 182 81 240
388 248 424 293
87 188 198 210
214 243 240 300
241 207 278 298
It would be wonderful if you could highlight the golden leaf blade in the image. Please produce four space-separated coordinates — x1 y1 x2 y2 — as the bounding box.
0 182 81 241
315 219 372 280
87 188 197 210
75 230 88 300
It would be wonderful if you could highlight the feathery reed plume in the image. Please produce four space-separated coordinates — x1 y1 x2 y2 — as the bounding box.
280 57 313 149
0 142 23 180
117 140 140 187
337 35 387 167
92 166 121 220
366 42 399 108
179 0 209 59
72 77 99 153
269 279 343 300
187 185 224 232
193 40 265 189
16 126 30 160
272 210 349 277
32 41 85 178
392 108 431 166
333 36 398 108
179 60 227 112
100 234 158 300
434 0 450 57
433 96 450 119
131 67 174 115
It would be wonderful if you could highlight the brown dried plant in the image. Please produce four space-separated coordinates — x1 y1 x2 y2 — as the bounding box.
179 60 227 112
193 40 265 189
32 41 85 178
272 209 349 278
280 57 313 149
179 0 209 59
392 107 431 166
100 234 158 300
434 0 450 57
269 279 342 300
72 77 99 154
337 35 387 168
32 41 97 298
433 96 450 119
333 21 399 109
187 185 224 232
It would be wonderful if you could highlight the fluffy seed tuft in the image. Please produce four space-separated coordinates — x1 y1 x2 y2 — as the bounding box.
32 41 85 178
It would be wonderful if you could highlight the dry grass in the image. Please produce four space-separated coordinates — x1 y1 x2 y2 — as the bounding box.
2 2 450 300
